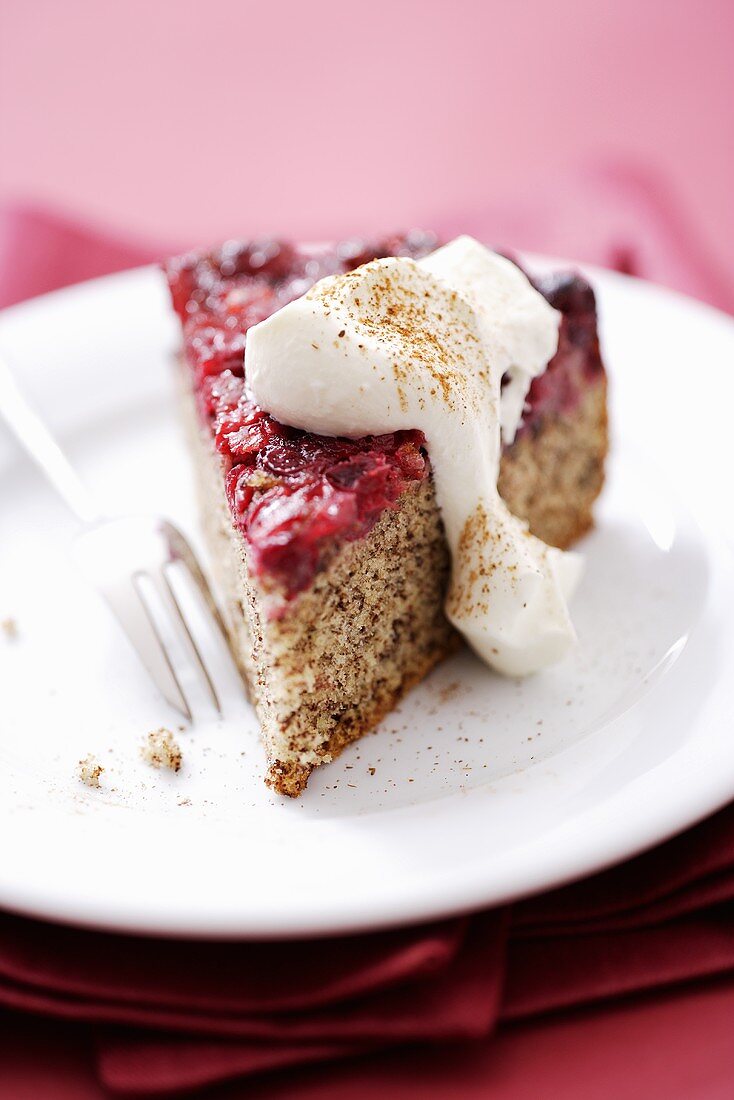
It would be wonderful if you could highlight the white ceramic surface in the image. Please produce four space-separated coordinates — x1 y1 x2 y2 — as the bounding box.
0 260 733 939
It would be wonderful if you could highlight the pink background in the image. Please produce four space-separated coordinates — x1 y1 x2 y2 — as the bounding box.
1 0 733 265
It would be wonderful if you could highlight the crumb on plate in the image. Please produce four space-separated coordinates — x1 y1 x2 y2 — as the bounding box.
141 728 182 773
78 754 104 789
2 617 19 641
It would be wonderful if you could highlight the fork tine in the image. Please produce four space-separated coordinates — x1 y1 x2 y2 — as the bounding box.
162 524 247 693
158 566 222 715
104 577 192 720
180 558 246 692
162 523 230 640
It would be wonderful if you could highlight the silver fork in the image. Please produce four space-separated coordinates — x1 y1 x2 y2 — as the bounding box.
0 355 227 720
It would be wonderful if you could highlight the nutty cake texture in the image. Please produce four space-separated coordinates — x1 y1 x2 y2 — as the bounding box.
165 235 607 797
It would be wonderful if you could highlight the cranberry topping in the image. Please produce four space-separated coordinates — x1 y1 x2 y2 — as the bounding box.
521 272 604 435
163 236 602 600
222 426 426 599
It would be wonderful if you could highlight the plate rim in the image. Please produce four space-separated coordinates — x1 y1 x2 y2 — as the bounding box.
1 256 733 940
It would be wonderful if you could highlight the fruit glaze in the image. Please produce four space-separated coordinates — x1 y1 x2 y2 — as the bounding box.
164 234 604 601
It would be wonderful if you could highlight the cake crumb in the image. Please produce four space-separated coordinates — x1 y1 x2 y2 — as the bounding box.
2 617 18 641
78 755 104 789
141 728 182 773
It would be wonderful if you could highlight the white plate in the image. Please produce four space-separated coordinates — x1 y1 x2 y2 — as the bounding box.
0 260 733 940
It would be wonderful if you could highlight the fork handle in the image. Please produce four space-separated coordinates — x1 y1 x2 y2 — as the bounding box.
0 355 100 525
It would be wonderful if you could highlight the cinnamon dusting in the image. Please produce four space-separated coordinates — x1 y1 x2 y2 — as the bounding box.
307 260 485 416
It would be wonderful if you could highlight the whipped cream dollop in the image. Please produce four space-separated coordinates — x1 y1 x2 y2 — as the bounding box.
421 238 559 444
246 236 582 676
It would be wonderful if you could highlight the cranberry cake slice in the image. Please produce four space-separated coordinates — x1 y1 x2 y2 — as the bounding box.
163 234 607 796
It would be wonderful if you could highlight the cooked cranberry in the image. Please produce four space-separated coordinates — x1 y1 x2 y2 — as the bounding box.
533 271 596 316
184 318 247 380
336 456 401 514
217 413 287 460
197 370 244 425
260 439 315 477
219 239 298 281
394 439 427 481
246 484 360 596
326 454 376 490
165 252 202 317
379 229 438 259
225 465 256 515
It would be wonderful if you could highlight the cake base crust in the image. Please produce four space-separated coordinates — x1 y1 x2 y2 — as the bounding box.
498 383 608 550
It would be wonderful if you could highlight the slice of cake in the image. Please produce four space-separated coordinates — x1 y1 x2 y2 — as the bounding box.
164 233 607 796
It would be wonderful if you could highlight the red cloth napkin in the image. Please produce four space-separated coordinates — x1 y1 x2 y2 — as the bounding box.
0 807 733 1095
1 185 733 1098
0 203 168 310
